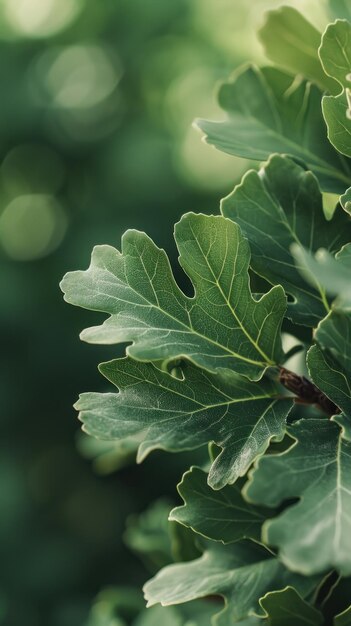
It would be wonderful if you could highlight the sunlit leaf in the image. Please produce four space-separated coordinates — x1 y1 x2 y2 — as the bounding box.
259 7 337 93
61 213 286 381
197 65 351 193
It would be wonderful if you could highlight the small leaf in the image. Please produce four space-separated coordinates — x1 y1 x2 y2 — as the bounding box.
61 213 286 381
319 20 351 158
245 418 351 575
341 186 351 212
76 357 292 489
143 540 318 625
222 155 351 325
170 466 268 543
196 65 351 193
259 587 323 625
259 7 337 93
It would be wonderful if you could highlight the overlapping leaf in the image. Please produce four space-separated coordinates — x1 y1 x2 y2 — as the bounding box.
221 155 351 325
61 213 286 381
170 467 268 543
259 587 323 625
196 65 351 193
308 310 351 437
320 20 351 158
259 7 337 93
245 418 351 575
144 540 318 626
76 357 292 489
292 243 351 311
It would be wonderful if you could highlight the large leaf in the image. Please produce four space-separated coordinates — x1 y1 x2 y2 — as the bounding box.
170 466 268 543
76 357 292 489
144 540 318 626
292 243 351 311
196 65 351 193
221 155 351 325
320 20 351 158
259 7 337 93
245 418 351 575
61 213 286 381
259 587 323 625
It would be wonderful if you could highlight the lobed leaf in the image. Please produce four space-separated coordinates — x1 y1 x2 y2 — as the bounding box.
60 213 286 381
245 419 351 576
170 466 269 543
196 65 351 193
259 7 337 93
144 540 318 626
76 357 292 489
222 155 351 325
320 20 351 158
259 587 323 625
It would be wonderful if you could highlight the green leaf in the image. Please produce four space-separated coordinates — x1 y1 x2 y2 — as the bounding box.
322 576 351 624
259 7 337 93
319 20 351 158
133 602 217 626
307 310 351 437
124 500 174 571
60 213 286 381
222 155 351 325
245 418 351 575
85 587 145 626
335 607 351 626
259 587 323 625
292 243 351 311
196 65 351 193
308 345 351 438
76 357 292 489
341 186 351 212
170 466 268 543
144 540 318 625
133 605 182 626
320 20 351 90
77 431 141 474
328 0 351 21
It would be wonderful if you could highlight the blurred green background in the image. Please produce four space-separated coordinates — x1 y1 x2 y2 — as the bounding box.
0 1 332 624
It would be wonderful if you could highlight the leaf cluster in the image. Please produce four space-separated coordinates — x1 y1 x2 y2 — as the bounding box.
61 5 351 625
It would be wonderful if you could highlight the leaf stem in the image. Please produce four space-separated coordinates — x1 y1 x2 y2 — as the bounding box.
278 366 340 416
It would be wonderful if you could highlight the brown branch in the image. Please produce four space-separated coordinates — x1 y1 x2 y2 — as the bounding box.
279 367 341 417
